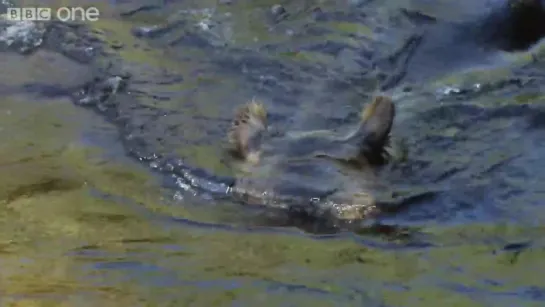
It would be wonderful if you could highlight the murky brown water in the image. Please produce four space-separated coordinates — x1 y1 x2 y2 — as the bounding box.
1 0 545 306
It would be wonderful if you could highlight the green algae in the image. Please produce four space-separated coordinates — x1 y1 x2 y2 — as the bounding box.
0 93 507 306
1 1 545 307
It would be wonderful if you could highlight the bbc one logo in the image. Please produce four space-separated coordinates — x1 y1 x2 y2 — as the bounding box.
6 7 100 22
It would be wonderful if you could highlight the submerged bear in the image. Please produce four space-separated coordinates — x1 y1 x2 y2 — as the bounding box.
226 95 399 224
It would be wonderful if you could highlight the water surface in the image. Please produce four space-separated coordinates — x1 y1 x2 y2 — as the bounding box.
1 0 545 305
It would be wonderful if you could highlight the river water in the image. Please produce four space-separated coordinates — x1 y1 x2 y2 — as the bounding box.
1 0 545 306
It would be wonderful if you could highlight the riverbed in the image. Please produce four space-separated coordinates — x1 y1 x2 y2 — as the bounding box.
1 0 545 306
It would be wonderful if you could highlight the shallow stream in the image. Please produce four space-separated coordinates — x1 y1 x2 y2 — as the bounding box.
1 0 545 305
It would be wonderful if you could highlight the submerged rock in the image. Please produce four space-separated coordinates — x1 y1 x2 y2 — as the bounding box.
479 0 545 51
0 18 46 54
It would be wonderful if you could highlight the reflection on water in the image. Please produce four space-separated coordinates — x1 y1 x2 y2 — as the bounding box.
1 0 545 305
